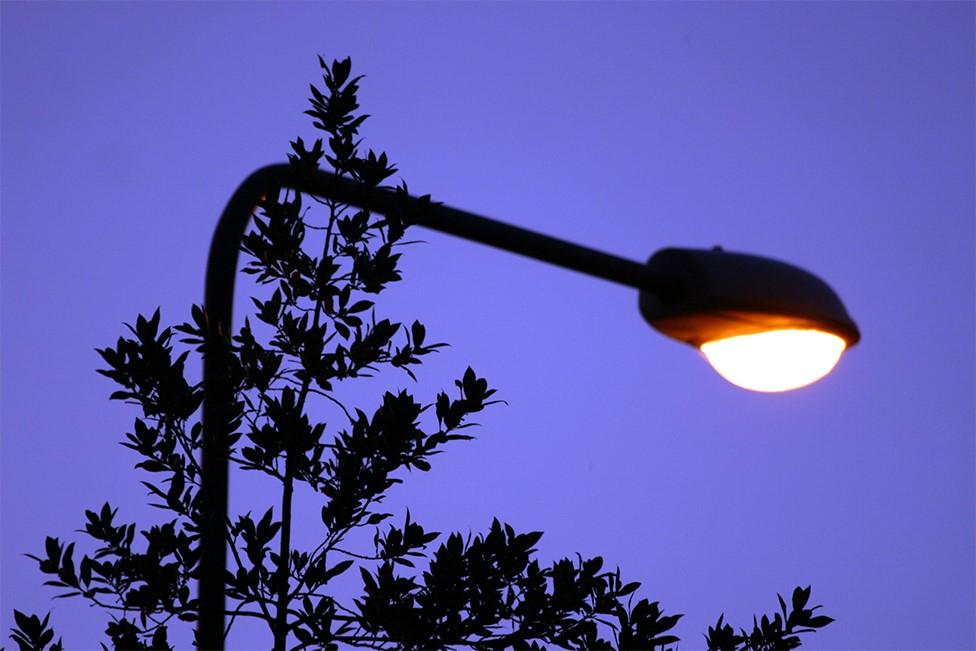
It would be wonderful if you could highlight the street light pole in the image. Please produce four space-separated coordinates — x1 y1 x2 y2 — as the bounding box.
198 164 670 649
199 163 859 647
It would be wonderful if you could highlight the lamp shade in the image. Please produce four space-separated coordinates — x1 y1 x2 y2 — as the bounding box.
639 248 860 391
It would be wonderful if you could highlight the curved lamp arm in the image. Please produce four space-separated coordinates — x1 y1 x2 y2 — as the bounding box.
198 163 662 649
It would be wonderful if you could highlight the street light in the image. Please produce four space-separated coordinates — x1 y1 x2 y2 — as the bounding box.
198 164 861 649
638 247 860 392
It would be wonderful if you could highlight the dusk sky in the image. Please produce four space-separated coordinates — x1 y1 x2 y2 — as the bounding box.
2 2 973 649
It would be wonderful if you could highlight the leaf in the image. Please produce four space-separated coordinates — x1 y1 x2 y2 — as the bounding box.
360 567 377 592
332 57 352 87
617 581 641 597
323 559 355 583
807 615 834 628
792 585 810 612
13 609 32 632
411 321 425 346
366 512 392 525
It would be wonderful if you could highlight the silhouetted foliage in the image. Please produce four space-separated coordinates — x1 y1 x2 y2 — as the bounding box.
11 56 832 650
704 586 833 651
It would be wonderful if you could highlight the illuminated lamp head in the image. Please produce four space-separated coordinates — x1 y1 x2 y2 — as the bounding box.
639 248 860 392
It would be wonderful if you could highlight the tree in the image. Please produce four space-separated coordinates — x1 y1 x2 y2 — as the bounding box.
10 56 833 651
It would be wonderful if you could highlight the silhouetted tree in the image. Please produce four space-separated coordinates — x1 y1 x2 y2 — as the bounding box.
11 57 832 651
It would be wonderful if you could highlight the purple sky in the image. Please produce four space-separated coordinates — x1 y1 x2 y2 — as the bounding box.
2 2 973 649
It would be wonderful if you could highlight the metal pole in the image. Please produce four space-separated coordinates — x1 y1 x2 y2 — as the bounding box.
198 164 662 649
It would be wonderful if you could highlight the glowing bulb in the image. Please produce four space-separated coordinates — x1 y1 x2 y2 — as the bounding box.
700 329 847 392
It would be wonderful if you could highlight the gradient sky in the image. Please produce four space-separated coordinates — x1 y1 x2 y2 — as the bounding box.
2 2 974 649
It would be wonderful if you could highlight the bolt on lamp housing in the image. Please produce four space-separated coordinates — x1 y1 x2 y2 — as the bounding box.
639 248 861 392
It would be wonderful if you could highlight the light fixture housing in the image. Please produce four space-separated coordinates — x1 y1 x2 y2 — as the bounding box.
639 247 860 391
